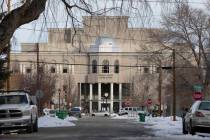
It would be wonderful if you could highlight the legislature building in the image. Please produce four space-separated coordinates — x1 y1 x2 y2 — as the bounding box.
9 16 194 114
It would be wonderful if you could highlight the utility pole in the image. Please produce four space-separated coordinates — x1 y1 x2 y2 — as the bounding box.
158 61 162 116
172 49 176 121
36 43 41 115
6 0 11 91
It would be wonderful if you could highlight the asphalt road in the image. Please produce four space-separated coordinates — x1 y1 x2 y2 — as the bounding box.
0 116 205 140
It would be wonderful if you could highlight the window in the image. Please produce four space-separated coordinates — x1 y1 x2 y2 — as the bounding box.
63 85 68 91
144 67 149 73
39 66 44 73
199 102 210 111
102 60 109 73
26 68 31 74
114 60 119 73
50 67 56 73
156 67 161 73
63 68 68 73
92 60 97 73
63 60 69 74
64 29 71 43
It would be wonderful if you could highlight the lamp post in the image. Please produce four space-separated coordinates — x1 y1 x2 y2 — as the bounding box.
58 89 61 111
104 93 109 111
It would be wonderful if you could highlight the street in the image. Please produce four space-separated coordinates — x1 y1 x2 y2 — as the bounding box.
1 116 207 140
0 117 153 140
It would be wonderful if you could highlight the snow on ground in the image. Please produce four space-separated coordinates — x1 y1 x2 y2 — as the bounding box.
64 116 78 121
112 114 210 139
38 115 76 128
141 116 210 139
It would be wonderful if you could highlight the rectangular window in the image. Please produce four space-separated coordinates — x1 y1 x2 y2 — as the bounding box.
144 67 149 73
51 67 56 73
63 68 68 73
114 66 119 73
26 68 31 74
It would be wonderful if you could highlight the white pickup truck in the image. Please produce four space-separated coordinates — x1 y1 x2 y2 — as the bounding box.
0 90 38 134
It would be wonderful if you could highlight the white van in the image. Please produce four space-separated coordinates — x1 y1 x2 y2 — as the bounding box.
119 107 147 115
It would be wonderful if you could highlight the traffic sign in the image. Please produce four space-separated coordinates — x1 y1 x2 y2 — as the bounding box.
36 90 44 99
147 99 152 105
193 85 203 92
193 92 203 100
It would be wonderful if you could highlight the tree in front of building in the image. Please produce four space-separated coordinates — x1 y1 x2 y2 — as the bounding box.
0 58 10 89
19 64 57 110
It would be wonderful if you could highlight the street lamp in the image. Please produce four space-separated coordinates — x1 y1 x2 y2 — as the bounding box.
104 93 109 111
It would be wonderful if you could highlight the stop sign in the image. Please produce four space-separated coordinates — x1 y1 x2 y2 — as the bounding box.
147 99 152 105
193 92 203 100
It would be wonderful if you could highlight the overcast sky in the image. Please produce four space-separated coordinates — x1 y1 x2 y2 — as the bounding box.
11 0 208 50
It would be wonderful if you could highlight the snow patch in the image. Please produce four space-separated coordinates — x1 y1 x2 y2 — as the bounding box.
141 116 210 139
64 116 78 121
38 116 75 128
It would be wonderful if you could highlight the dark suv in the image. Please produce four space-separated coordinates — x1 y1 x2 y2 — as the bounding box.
69 107 82 118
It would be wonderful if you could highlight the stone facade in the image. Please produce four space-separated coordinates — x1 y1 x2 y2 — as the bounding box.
9 16 194 114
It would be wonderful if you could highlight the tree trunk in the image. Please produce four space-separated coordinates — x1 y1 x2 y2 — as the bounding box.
0 0 47 52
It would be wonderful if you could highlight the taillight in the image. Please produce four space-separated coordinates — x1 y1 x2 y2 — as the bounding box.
195 111 205 117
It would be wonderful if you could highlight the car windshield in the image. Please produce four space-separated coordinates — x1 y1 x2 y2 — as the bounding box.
0 95 28 105
199 102 210 111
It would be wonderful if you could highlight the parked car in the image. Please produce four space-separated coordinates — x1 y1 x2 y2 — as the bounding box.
43 108 56 117
91 111 110 117
0 90 38 134
182 101 210 135
119 107 149 116
69 107 82 118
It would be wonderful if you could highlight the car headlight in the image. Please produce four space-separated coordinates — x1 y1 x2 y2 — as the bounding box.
22 110 31 116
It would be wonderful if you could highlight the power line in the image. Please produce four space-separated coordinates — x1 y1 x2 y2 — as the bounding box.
10 60 203 69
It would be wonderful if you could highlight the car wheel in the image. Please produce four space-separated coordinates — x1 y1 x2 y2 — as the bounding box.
26 116 33 133
182 120 188 134
104 114 108 117
92 114 95 117
189 121 196 135
33 118 38 132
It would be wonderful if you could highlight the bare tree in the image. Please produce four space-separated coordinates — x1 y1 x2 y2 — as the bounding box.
160 2 210 97
63 74 77 108
19 64 57 109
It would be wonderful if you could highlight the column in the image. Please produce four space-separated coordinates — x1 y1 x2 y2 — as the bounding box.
60 65 63 74
110 83 114 113
89 84 93 113
98 83 101 111
22 64 25 74
57 65 60 74
119 83 122 110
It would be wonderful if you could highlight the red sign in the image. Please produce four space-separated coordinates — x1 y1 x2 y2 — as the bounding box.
193 92 203 100
147 99 152 105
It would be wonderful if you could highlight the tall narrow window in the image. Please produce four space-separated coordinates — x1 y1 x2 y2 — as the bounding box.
50 67 56 73
144 67 149 73
92 60 97 73
102 60 109 73
63 60 69 74
114 60 119 73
